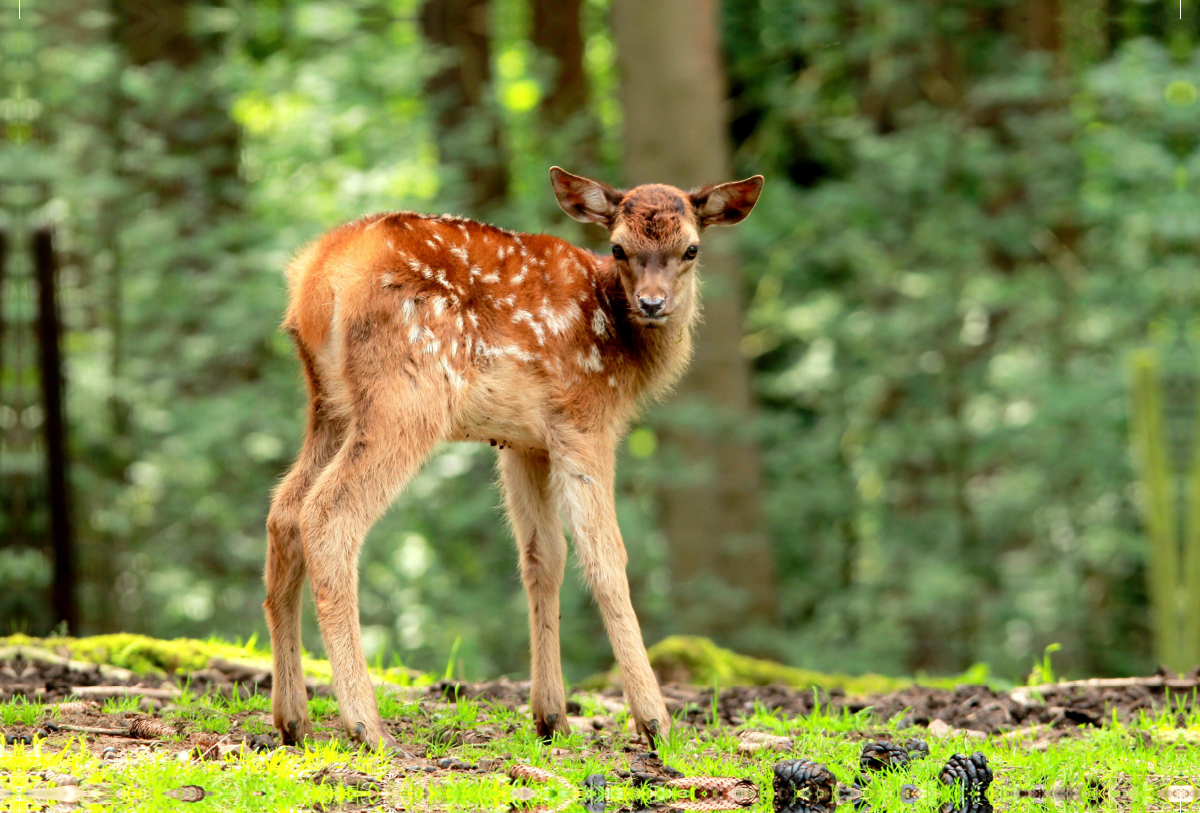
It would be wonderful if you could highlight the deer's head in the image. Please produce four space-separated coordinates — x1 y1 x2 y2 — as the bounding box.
550 167 764 327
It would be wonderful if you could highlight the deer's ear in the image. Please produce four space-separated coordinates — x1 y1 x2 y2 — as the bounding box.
690 176 764 228
550 167 622 226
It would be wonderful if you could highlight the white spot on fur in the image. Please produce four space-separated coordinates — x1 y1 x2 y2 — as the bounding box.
511 267 527 285
431 296 447 317
512 310 545 345
591 308 609 337
469 265 482 279
440 356 465 390
450 246 469 265
408 324 421 343
407 259 432 279
540 301 581 336
481 272 500 284
467 311 480 328
455 314 464 332
426 239 439 250
607 375 617 387
401 299 417 323
577 345 603 373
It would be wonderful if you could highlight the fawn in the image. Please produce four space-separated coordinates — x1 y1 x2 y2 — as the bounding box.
264 167 764 750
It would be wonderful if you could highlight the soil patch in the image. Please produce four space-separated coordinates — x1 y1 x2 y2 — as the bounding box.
4 655 1199 755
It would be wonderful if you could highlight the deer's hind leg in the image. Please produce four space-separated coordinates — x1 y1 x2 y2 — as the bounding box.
499 448 570 740
300 366 450 750
266 346 347 746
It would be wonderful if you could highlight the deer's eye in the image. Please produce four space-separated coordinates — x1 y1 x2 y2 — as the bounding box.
611 245 627 261
684 245 699 261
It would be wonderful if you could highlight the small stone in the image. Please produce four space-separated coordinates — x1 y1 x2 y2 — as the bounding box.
45 772 80 787
101 747 120 760
739 731 793 753
927 719 952 737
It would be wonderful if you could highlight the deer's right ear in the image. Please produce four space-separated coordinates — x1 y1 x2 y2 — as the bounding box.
550 167 622 227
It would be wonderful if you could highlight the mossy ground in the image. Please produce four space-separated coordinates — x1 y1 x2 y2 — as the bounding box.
1 635 1197 812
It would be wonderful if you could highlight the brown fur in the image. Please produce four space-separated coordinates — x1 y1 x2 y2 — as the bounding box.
265 168 763 749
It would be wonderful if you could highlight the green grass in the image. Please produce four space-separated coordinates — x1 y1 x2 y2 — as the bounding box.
3 689 1200 812
3 635 1199 811
0 698 45 727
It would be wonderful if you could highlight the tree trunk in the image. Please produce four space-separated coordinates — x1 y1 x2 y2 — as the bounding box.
531 0 588 128
610 0 776 645
420 0 509 214
530 0 599 178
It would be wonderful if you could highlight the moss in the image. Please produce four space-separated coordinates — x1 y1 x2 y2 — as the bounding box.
0 633 425 685
578 635 994 696
644 635 908 694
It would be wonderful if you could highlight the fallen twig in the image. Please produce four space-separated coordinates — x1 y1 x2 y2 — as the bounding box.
68 686 181 701
1011 676 1198 706
54 724 128 736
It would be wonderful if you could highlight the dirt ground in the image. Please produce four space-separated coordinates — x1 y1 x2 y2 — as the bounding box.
4 654 1200 758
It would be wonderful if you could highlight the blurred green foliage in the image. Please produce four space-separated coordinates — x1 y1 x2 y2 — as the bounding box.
2 0 1198 683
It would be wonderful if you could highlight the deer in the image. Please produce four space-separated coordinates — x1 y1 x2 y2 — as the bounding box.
263 167 764 751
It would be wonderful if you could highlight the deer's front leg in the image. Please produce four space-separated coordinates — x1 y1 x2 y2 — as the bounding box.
551 439 670 745
499 448 569 739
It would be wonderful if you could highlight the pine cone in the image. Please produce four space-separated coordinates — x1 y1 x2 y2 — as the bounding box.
859 740 910 773
939 752 992 794
772 759 836 809
127 718 175 740
191 735 221 761
901 738 930 760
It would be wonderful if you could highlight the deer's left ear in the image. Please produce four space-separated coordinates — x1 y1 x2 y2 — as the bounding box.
690 176 764 228
550 167 623 227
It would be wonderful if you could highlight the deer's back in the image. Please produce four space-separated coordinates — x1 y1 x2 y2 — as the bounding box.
281 212 674 444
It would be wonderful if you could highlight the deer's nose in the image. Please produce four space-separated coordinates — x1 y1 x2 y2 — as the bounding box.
638 297 666 317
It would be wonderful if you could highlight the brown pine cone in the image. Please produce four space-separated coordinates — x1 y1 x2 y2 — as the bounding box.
127 718 176 740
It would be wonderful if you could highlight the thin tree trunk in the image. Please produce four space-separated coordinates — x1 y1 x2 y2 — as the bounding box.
610 0 776 644
34 229 78 634
420 0 509 213
531 0 588 128
530 0 598 177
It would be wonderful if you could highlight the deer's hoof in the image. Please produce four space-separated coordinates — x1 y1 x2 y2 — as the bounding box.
349 720 398 752
637 717 668 748
534 711 569 741
279 718 313 746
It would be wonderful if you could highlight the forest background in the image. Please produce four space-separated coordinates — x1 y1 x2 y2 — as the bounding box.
2 0 1198 687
